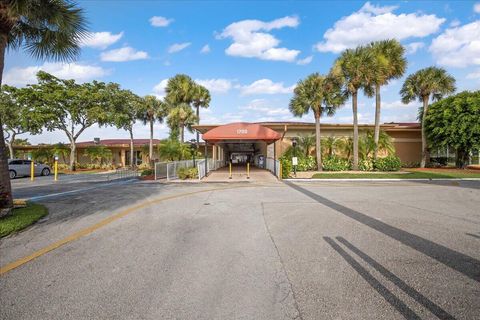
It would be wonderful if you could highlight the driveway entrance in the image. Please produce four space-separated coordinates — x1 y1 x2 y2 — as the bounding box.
197 122 282 182
203 164 278 182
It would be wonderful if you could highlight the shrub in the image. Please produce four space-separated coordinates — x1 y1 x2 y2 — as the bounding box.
141 169 154 176
322 156 350 171
358 159 374 171
402 161 420 168
280 158 292 178
178 167 198 180
297 156 317 171
373 155 401 171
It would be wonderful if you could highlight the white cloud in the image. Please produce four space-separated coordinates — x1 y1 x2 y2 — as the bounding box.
200 44 211 54
406 42 425 54
168 42 191 53
297 55 313 65
152 79 169 99
315 2 445 53
380 100 419 109
450 19 461 27
149 16 174 27
100 46 148 62
474 3 480 13
195 79 232 93
429 21 480 67
240 99 290 116
3 62 109 86
218 16 301 62
467 69 480 79
239 79 295 95
80 31 123 49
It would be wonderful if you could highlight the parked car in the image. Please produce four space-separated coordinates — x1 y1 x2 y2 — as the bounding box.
8 159 51 179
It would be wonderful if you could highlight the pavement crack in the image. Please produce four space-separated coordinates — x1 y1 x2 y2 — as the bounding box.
261 202 304 320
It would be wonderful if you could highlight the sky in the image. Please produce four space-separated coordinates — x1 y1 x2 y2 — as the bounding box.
5 0 480 144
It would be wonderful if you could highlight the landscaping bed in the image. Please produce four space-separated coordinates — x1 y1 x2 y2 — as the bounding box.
309 169 480 179
0 202 48 238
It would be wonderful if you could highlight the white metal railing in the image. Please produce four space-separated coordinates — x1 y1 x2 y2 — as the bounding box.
155 159 226 181
154 161 168 180
266 157 281 179
198 159 226 180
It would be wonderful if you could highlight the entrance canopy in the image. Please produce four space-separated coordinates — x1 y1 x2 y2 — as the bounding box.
202 122 281 144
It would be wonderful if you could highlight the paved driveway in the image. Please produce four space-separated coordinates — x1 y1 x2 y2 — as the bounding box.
1 180 479 319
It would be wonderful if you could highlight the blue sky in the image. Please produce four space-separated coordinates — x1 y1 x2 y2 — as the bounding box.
5 1 480 144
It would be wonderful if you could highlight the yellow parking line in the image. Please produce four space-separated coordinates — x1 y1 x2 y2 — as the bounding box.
0 185 251 276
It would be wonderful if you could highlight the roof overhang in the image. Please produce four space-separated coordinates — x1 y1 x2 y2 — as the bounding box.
201 122 281 144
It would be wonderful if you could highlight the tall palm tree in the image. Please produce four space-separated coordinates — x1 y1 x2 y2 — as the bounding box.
192 84 210 145
289 73 346 171
331 46 373 170
167 104 198 143
139 95 166 164
367 40 407 159
0 0 87 211
400 67 456 168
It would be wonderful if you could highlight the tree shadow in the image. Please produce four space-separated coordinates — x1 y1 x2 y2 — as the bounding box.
324 237 422 320
286 181 480 282
336 237 456 320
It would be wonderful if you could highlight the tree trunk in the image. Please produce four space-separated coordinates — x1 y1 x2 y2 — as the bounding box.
352 91 359 170
421 96 430 168
6 142 13 159
129 129 134 168
149 118 154 163
455 149 469 169
196 106 200 146
0 33 13 211
69 142 77 171
180 124 184 143
373 84 381 160
315 112 322 171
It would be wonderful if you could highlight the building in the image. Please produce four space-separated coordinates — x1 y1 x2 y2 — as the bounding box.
193 121 422 165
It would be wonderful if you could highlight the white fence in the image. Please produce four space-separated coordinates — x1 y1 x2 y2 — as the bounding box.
266 157 281 179
155 159 226 181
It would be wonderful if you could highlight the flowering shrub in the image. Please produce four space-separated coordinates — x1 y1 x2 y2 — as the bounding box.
373 155 401 171
322 156 351 171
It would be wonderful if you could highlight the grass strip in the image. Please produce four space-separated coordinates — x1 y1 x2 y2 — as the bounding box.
0 203 48 238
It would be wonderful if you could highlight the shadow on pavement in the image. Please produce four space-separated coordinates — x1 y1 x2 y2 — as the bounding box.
336 237 456 320
286 181 480 282
324 237 422 320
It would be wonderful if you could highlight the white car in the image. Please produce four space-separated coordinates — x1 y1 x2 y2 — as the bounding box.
8 159 51 179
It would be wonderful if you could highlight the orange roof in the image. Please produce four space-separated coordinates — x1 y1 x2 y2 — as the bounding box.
202 122 281 143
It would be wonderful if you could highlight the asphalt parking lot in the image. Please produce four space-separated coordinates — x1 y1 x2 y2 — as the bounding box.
1 179 479 319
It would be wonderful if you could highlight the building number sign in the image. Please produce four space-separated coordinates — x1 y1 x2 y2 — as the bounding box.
236 129 248 134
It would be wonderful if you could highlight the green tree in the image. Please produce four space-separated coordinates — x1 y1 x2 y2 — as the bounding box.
85 145 112 166
32 146 54 165
331 46 373 170
0 0 87 210
400 67 456 167
52 142 70 164
192 84 210 144
167 104 198 143
424 91 480 168
110 89 143 168
30 72 113 171
359 130 395 159
289 73 346 170
0 85 43 158
298 134 315 157
158 138 190 161
367 40 406 159
138 95 167 163
321 136 341 158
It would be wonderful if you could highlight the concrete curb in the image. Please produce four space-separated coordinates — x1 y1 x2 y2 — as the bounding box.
285 178 480 182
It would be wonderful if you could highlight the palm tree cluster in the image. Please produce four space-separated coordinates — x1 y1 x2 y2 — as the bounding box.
164 74 210 143
290 39 456 170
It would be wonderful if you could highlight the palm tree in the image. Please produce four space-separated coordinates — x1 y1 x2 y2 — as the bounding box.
192 84 210 145
289 73 346 171
367 40 407 159
331 46 373 170
85 145 112 166
321 136 340 158
0 0 87 211
139 95 166 164
400 67 456 167
167 104 198 143
298 134 315 157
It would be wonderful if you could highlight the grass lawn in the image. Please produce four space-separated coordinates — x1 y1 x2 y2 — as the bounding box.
311 170 480 179
0 203 48 238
